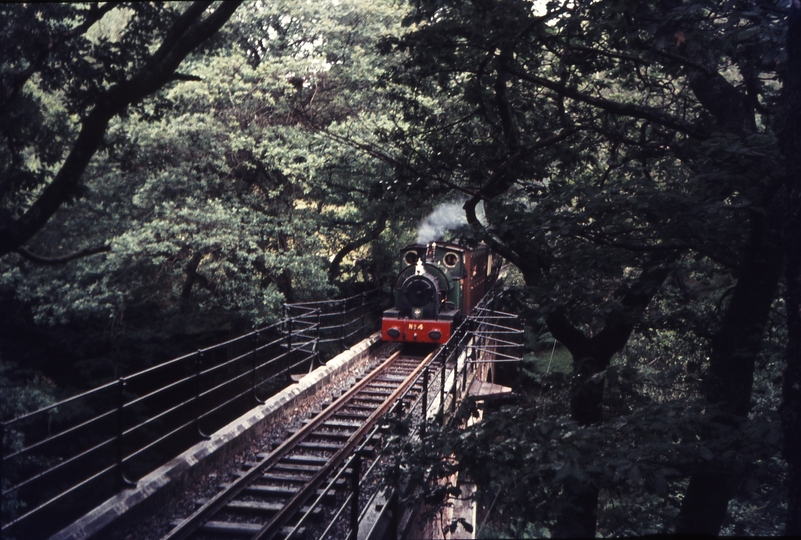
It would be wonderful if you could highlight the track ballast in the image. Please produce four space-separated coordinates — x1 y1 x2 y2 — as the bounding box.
161 346 439 540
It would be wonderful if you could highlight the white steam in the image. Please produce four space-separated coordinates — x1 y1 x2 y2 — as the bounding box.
416 198 485 243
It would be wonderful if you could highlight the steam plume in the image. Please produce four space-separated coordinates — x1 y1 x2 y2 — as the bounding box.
416 198 484 243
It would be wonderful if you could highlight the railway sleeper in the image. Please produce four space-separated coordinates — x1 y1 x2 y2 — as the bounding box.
348 396 387 405
378 375 412 382
221 484 338 501
288 429 352 441
269 463 323 474
339 403 377 413
193 520 304 539
225 501 321 520
269 462 366 478
357 388 394 396
307 419 363 429
195 499 321 519
295 441 345 451
332 410 372 420
364 384 403 392
387 368 417 375
233 471 348 488
265 441 343 453
281 455 330 466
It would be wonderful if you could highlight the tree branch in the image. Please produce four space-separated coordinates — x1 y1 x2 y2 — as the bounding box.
2 3 118 106
170 72 204 82
638 43 717 77
504 66 705 138
328 218 387 282
462 128 576 272
181 251 213 298
13 244 110 265
0 1 242 258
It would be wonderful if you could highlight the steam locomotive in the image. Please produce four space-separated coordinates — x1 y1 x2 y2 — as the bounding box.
381 241 499 344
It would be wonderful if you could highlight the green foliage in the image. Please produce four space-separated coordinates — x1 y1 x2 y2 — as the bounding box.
376 0 792 531
375 0 786 354
0 0 417 337
0 3 191 218
525 346 573 375
389 387 784 536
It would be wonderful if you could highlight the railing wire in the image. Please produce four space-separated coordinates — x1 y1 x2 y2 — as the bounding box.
1 289 384 540
298 287 524 540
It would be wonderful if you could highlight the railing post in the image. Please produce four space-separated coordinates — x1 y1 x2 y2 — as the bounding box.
195 352 210 439
359 292 366 339
451 349 459 414
252 331 265 404
462 352 469 400
440 356 446 424
285 317 293 381
315 308 322 367
116 378 135 488
349 452 362 540
340 299 347 345
421 366 429 439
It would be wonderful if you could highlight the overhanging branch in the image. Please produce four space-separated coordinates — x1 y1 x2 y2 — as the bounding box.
14 244 110 265
2 3 118 106
505 66 705 138
0 1 242 258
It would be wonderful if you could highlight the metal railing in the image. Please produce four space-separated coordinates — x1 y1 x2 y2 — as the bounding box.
1 290 384 540
289 291 524 540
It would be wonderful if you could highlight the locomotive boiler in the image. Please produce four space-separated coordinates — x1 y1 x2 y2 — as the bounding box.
381 241 498 344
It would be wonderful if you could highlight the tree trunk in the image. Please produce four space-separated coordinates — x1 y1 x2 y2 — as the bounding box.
781 220 801 536
780 2 801 534
553 485 600 538
675 211 783 534
543 257 674 537
546 257 675 425
705 217 784 415
676 471 736 534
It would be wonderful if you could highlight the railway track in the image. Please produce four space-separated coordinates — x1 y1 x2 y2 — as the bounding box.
161 346 438 540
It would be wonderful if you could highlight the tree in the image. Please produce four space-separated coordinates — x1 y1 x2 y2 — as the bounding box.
778 1 801 534
380 0 789 535
0 2 242 259
0 0 424 383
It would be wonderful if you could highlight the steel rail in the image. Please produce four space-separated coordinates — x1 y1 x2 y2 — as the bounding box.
160 348 409 540
253 348 436 540
283 350 442 540
305 348 451 540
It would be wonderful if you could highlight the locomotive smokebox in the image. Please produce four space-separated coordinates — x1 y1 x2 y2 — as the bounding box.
399 272 441 319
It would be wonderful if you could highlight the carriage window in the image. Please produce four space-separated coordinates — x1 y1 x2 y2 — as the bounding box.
404 251 419 265
443 252 459 268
